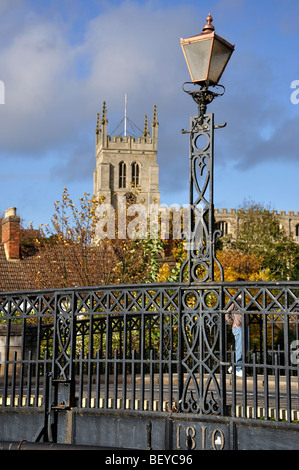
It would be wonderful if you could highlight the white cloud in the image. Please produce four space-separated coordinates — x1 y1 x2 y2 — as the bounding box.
0 17 82 152
0 1 196 160
81 1 194 107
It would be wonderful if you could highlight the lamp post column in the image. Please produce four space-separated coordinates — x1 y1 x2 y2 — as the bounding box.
180 105 223 283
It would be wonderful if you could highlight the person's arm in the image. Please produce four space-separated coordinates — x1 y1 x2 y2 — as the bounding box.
225 303 234 325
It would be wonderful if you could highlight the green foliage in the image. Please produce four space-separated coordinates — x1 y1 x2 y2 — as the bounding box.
139 238 164 282
224 200 299 280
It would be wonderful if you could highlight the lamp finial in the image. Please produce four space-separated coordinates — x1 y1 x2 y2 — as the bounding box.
202 13 214 33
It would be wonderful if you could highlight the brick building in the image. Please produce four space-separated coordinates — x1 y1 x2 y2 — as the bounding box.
0 207 102 292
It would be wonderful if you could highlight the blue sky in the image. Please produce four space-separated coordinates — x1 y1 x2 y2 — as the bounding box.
0 0 299 227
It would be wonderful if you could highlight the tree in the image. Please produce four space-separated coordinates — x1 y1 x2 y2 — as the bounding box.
224 200 299 280
34 188 163 289
214 250 272 282
156 241 272 283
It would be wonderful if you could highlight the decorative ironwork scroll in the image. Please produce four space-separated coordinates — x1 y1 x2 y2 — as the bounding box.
53 294 75 381
179 288 224 415
180 112 223 283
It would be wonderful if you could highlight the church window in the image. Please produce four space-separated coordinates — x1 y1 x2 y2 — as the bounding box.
296 224 299 238
119 161 126 188
131 162 140 187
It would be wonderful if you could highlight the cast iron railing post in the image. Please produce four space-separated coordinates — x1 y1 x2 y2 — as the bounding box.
177 287 184 410
50 291 77 442
219 286 228 415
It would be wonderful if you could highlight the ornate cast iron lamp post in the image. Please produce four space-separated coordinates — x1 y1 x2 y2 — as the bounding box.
180 14 234 283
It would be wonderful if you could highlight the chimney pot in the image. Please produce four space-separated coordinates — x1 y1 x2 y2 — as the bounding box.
5 207 17 218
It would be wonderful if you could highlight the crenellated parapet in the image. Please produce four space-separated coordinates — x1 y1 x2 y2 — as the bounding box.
214 208 299 242
215 208 299 217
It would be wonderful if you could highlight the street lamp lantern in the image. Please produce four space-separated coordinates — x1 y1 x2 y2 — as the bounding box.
180 13 234 87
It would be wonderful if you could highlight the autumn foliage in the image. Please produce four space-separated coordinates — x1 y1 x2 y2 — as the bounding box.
32 188 163 289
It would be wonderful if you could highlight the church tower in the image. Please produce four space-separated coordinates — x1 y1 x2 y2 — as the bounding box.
93 101 160 211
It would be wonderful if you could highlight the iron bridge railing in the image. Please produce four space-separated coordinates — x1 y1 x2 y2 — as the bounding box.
1 281 299 423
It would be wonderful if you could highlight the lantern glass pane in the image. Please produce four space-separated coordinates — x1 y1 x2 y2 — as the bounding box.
208 38 233 84
182 39 212 83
